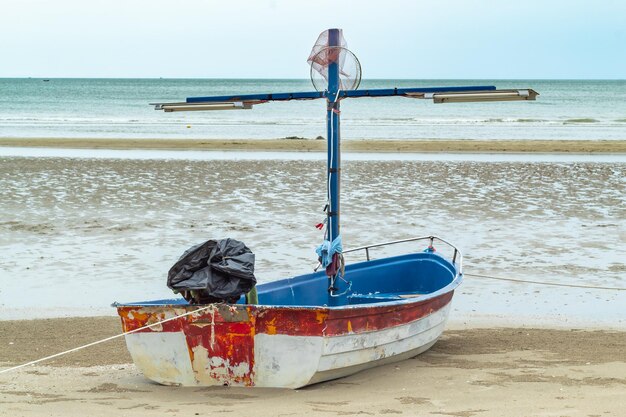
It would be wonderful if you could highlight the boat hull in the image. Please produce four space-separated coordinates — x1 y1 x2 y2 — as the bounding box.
116 290 454 388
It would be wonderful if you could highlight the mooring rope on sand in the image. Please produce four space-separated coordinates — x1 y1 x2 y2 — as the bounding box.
2 273 623 376
466 272 625 291
0 304 216 375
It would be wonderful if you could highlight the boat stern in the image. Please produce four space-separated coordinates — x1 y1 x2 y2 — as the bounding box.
117 303 256 387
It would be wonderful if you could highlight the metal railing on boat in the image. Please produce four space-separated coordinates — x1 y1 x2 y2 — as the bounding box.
342 235 463 275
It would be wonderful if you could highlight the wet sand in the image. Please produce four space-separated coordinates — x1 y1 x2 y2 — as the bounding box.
1 137 626 153
1 317 624 416
1 156 624 324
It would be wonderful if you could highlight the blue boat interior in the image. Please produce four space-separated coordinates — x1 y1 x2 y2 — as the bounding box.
252 252 458 307
120 252 459 308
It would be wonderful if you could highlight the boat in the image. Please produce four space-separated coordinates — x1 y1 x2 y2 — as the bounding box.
114 28 537 388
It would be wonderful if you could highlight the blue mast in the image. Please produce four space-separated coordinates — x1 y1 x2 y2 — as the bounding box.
324 29 344 298
326 28 341 253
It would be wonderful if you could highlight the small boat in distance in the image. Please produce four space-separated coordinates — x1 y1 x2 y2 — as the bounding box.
115 28 537 388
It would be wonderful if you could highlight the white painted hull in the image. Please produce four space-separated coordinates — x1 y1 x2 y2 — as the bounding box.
122 301 451 388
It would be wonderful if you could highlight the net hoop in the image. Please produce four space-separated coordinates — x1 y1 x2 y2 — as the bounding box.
309 46 362 92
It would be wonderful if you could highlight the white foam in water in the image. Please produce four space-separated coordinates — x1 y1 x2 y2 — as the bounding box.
1 146 625 163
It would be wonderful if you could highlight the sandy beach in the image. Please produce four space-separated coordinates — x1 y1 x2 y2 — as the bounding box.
1 317 625 416
1 138 625 153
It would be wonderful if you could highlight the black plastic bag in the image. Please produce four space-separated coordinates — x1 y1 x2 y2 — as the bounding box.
167 238 256 304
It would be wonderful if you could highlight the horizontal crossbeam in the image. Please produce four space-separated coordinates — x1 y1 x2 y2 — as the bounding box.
150 85 538 111
182 85 496 104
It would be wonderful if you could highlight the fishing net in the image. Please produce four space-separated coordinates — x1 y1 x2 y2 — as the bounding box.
308 29 361 92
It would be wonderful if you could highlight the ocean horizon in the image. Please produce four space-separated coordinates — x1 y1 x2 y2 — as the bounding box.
1 78 625 141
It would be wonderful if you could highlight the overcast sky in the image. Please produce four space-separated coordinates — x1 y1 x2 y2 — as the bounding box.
1 0 625 79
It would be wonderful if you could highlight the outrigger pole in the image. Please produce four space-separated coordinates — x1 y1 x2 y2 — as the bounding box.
151 28 538 300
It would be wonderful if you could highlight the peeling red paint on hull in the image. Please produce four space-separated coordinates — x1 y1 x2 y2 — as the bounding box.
116 291 455 388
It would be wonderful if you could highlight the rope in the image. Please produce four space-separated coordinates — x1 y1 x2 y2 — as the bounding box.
0 304 216 375
466 272 625 291
4 272 620 375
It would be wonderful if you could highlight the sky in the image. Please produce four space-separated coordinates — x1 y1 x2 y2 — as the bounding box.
0 0 625 79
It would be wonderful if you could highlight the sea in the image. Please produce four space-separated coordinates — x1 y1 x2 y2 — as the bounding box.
0 78 624 328
1 78 626 140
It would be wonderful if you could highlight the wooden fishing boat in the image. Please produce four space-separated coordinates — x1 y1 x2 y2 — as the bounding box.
116 237 462 388
115 28 536 388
